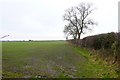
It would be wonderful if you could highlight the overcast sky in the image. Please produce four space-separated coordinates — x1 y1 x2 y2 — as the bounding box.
0 0 119 40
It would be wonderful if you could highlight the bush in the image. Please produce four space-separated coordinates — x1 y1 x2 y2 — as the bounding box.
68 32 120 58
68 32 120 72
81 32 118 50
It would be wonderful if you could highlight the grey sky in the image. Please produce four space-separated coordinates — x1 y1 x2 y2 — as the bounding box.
118 1 120 32
0 0 119 40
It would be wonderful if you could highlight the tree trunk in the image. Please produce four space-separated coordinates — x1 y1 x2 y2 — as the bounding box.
78 33 81 40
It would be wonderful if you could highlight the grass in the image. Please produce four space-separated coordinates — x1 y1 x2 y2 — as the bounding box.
75 46 118 78
2 41 119 78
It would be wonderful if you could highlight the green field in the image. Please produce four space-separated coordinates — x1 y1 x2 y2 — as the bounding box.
2 41 118 78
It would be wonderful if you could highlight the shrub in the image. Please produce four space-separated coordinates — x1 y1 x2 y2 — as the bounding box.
68 32 120 72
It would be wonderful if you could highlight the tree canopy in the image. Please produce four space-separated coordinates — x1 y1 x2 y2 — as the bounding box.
63 2 97 40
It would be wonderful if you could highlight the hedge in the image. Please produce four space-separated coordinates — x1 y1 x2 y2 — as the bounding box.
68 32 120 65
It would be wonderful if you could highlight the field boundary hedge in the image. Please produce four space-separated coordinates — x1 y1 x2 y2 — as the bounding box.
67 32 120 68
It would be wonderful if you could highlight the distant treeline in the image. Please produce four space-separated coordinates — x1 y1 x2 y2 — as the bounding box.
1 40 65 42
68 32 120 67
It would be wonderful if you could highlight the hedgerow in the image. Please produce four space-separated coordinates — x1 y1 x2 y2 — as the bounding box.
68 32 120 66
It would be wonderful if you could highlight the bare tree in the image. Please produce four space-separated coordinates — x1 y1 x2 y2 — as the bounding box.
63 23 77 39
63 2 97 40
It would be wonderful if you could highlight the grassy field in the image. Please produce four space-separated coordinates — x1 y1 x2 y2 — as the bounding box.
2 41 118 78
